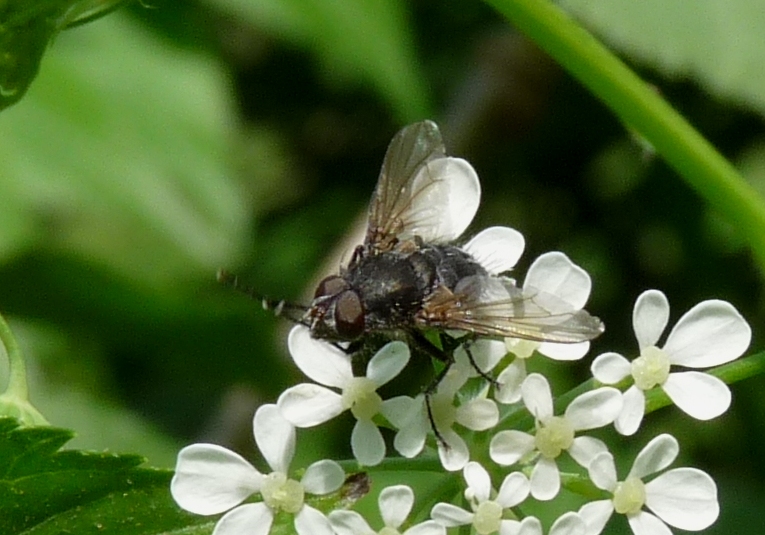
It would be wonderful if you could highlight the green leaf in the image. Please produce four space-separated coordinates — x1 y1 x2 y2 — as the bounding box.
210 0 432 122
0 418 213 535
559 0 765 118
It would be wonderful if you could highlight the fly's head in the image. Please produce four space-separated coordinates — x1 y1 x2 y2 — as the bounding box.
307 275 366 342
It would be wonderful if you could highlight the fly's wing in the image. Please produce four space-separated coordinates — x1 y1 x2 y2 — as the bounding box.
416 275 604 343
365 120 480 252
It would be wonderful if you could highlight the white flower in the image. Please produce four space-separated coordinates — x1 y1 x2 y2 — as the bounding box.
591 289 751 435
330 484 445 535
502 513 587 535
170 404 344 535
386 361 499 471
278 325 409 466
431 461 530 535
579 434 718 535
496 252 595 404
489 373 622 500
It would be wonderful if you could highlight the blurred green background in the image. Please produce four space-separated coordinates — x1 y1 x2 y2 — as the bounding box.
1 0 764 533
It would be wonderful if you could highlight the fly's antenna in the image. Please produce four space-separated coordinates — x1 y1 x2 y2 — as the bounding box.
216 269 309 323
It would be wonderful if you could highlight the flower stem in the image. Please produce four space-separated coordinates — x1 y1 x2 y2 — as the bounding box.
0 311 28 400
484 0 765 269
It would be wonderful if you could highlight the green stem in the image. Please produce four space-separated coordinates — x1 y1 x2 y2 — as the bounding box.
0 311 28 399
485 0 765 269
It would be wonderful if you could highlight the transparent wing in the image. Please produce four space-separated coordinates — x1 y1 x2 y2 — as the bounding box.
416 276 604 343
365 120 480 252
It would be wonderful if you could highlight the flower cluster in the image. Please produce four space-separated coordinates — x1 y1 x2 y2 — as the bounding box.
170 131 751 535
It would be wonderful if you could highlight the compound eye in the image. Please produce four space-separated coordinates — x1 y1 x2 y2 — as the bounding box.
334 290 365 340
314 275 349 299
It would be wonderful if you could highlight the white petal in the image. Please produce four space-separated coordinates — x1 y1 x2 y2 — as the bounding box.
496 472 530 508
431 503 474 527
438 429 470 471
405 520 447 535
568 436 609 468
457 339 508 375
590 352 631 384
502 517 540 535
351 418 386 466
407 157 480 243
530 457 560 501
295 504 334 535
614 386 645 436
550 512 587 535
538 341 590 361
463 226 525 274
524 252 591 310
329 510 374 535
301 459 345 495
394 415 428 458
464 461 492 502
645 467 719 530
287 325 352 387
489 430 535 466
254 404 295 474
212 503 272 535
626 511 673 535
455 398 499 430
522 373 554 419
632 290 669 350
495 359 526 404
578 500 613 535
379 485 414 528
367 341 410 387
381 395 421 428
664 300 751 367
565 387 623 430
628 434 678 480
171 444 262 515
662 371 731 420
587 452 617 491
277 384 344 427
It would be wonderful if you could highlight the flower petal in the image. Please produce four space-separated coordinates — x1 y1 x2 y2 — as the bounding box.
565 387 622 430
394 412 428 458
212 503 272 535
568 436 609 468
379 485 415 528
550 512 587 535
538 341 590 361
287 326 352 387
495 359 526 404
496 472 530 508
455 398 499 430
351 418 386 466
614 385 644 436
172 444 262 515
464 461 492 502
663 300 751 367
632 290 669 350
462 226 525 275
662 371 731 420
254 404 295 474
578 500 613 535
629 434 678 480
405 157 480 243
587 452 617 492
277 383 344 427
590 352 631 384
522 373 554 419
301 459 345 495
524 252 592 310
626 511 673 535
367 341 410 387
431 503 474 527
530 457 560 501
501 517 539 535
438 429 470 471
489 430 535 466
329 510 374 535
406 520 448 535
457 339 508 375
295 504 335 535
645 467 719 530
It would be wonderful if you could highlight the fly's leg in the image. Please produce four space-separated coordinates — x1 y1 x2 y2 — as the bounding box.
455 337 500 389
